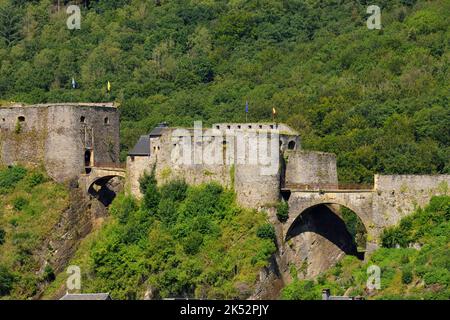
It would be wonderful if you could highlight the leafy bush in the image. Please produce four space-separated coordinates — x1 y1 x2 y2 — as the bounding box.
43 265 55 282
140 170 160 212
160 179 188 202
401 268 413 285
257 224 275 240
12 196 28 211
183 232 203 255
0 166 27 193
281 280 319 300
0 265 14 296
25 172 45 188
276 201 289 222
423 269 450 286
0 228 5 245
110 194 138 224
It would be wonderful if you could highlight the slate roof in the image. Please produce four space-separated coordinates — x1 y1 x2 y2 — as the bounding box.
149 122 169 137
60 293 112 300
128 135 151 156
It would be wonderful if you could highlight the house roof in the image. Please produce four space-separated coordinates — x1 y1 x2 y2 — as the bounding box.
149 122 169 137
60 293 112 300
128 135 151 156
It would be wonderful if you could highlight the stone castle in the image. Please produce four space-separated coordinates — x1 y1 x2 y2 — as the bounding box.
1 103 449 262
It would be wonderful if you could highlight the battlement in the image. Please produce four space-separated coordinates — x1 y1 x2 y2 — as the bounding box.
0 102 116 109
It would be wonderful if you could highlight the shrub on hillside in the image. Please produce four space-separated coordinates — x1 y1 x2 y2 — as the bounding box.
12 196 28 211
0 228 5 245
0 265 14 296
0 166 27 193
276 201 289 222
160 179 188 202
257 224 275 240
25 172 45 189
401 267 413 285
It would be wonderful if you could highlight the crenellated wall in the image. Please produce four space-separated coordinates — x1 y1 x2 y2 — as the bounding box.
126 124 294 208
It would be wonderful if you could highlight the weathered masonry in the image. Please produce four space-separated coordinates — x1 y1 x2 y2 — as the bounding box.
0 103 120 182
126 122 300 208
128 123 450 253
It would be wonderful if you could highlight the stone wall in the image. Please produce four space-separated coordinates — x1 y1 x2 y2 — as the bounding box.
0 103 120 182
372 174 450 229
127 125 287 207
284 151 338 187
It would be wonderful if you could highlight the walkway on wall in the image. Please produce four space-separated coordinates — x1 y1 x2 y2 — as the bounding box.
282 183 374 192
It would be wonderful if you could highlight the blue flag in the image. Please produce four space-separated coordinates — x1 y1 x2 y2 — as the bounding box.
245 101 249 113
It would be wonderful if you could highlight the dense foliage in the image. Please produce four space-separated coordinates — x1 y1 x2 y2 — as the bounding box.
0 166 68 299
0 0 448 182
282 195 450 300
44 173 275 299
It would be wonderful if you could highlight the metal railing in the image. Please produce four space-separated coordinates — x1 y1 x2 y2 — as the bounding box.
284 183 373 191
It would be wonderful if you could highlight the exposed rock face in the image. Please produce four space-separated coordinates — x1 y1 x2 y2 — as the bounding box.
249 255 285 300
251 205 361 299
34 179 123 299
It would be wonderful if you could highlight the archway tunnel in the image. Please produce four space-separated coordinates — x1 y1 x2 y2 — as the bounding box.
88 175 124 207
285 203 367 278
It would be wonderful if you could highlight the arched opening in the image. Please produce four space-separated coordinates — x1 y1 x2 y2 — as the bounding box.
80 116 86 123
88 176 124 207
285 204 367 278
288 140 296 150
18 116 25 122
104 117 109 125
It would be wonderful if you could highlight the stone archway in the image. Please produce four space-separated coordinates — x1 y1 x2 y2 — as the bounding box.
284 202 368 278
88 175 124 207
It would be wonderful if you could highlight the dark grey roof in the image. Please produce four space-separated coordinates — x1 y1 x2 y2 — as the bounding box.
149 122 169 137
128 135 151 156
60 293 112 300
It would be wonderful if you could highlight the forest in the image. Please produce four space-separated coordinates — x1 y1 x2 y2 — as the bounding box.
0 0 448 183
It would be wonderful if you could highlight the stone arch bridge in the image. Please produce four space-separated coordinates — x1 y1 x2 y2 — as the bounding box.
282 175 450 251
79 166 126 194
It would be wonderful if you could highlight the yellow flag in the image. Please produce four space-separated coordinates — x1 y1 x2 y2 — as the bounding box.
107 81 111 92
272 107 276 115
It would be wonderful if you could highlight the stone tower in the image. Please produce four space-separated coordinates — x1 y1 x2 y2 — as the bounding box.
0 103 120 182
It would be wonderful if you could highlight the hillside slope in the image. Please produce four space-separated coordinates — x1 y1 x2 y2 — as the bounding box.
0 166 68 299
0 0 448 182
43 174 276 300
